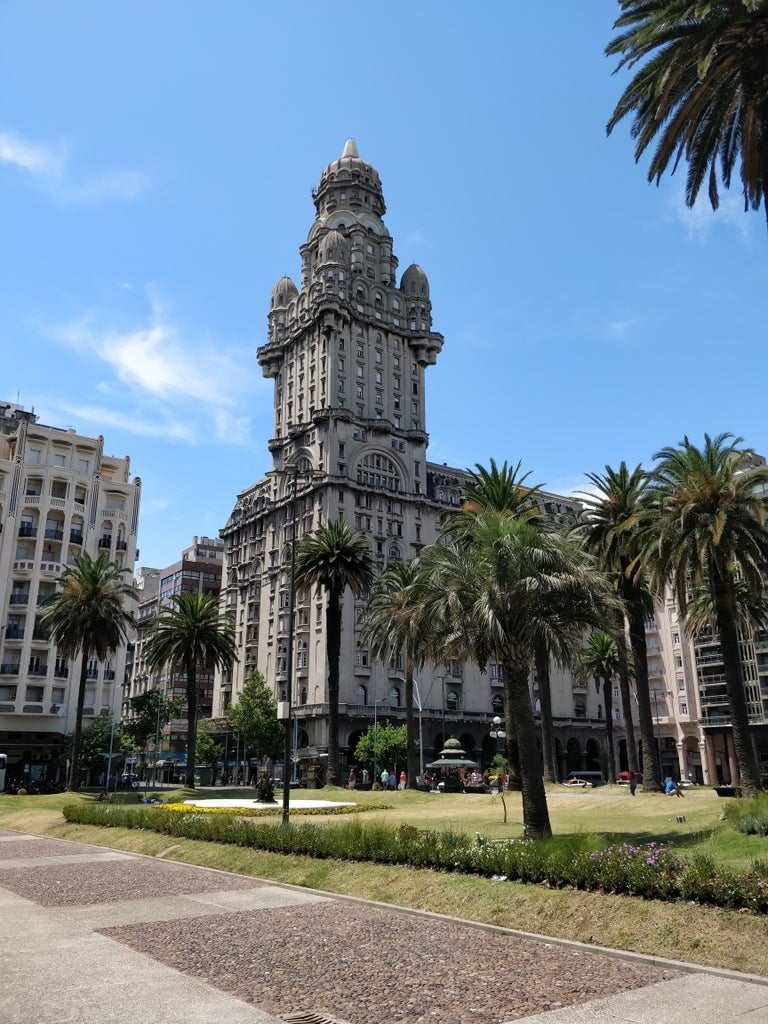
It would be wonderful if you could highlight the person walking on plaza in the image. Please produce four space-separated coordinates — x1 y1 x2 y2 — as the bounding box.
380 768 389 790
348 768 356 789
399 770 406 790
628 770 637 796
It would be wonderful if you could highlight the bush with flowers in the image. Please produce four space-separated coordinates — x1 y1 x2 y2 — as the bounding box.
61 801 768 915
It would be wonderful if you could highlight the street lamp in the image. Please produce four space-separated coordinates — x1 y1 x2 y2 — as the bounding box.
490 715 506 750
269 458 321 827
394 675 424 783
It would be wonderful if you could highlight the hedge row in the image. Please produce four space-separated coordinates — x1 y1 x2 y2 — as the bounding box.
62 803 768 915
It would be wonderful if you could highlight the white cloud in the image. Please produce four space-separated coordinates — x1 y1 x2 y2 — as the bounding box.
41 298 265 447
671 186 753 243
56 402 196 442
61 171 148 204
0 131 64 176
1 128 146 203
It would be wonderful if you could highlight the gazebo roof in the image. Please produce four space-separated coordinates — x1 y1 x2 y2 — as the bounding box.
426 736 479 770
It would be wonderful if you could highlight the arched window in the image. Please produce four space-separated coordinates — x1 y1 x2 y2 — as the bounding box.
491 694 503 714
445 689 459 711
355 684 367 705
389 686 401 707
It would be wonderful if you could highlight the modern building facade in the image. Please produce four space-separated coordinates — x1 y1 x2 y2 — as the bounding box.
125 536 224 770
0 402 140 785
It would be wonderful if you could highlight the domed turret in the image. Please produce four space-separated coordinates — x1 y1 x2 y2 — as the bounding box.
400 264 430 298
270 276 298 309
318 228 349 266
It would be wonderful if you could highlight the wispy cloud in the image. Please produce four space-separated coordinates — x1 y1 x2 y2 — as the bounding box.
0 130 65 176
670 185 753 243
1 127 146 203
56 402 196 442
41 296 265 447
61 171 148 204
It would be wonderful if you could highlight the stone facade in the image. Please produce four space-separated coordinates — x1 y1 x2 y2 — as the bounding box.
0 402 139 783
213 143 616 781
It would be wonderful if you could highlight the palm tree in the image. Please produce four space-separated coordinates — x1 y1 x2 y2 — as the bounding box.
442 458 540 541
446 460 565 780
606 1 768 225
361 559 427 787
575 463 658 789
40 553 137 791
142 592 237 789
578 632 621 783
417 512 612 839
294 520 376 786
645 433 768 795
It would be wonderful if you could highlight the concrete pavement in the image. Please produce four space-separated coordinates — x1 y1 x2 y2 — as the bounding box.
1 827 766 1024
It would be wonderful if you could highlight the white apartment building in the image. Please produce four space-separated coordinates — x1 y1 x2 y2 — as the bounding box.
0 403 140 785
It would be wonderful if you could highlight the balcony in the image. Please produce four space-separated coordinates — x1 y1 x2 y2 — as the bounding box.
32 627 51 641
85 668 100 680
44 528 64 541
98 536 112 549
115 540 127 551
4 627 24 641
104 669 116 680
70 530 84 544
54 665 69 679
18 524 37 538
0 664 21 675
9 593 29 605
28 665 48 677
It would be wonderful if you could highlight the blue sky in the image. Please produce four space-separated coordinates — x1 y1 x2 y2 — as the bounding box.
2 2 766 570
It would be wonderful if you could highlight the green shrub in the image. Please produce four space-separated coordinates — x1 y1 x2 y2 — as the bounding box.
61 803 768 915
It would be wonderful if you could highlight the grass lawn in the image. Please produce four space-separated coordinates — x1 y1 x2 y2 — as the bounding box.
1 783 767 977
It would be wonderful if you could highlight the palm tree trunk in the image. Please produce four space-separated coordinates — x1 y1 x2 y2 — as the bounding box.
534 639 558 782
504 657 551 839
325 590 342 787
614 616 639 774
602 674 616 782
67 656 89 791
185 661 198 790
625 583 662 792
713 578 762 796
405 659 417 787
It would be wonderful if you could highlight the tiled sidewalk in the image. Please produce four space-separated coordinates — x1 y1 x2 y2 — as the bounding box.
1 828 766 1024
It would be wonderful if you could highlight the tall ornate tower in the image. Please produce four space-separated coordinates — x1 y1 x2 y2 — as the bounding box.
217 141 444 763
217 142 619 785
258 138 442 487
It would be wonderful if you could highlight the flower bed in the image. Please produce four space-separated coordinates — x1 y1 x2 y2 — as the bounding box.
61 802 768 915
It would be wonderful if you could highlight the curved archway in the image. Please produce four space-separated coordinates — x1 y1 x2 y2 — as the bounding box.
566 737 581 775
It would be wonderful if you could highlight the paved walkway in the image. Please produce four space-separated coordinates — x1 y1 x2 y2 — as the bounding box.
1 827 766 1024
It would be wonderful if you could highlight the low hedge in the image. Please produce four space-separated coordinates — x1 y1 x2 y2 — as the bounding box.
62 802 768 915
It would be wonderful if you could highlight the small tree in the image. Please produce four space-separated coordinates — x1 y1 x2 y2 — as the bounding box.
122 691 184 754
226 669 284 763
354 723 408 781
55 714 122 784
195 718 223 776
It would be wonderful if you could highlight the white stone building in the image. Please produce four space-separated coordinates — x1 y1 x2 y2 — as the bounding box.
0 402 140 785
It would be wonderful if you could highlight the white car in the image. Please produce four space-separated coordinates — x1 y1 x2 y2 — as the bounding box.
563 777 593 788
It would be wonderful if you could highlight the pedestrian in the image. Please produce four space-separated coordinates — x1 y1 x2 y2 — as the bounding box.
399 770 406 790
348 768 356 790
388 770 397 791
362 768 369 786
380 768 389 790
628 770 637 796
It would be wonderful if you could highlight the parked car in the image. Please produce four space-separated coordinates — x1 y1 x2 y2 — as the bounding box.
563 777 593 788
